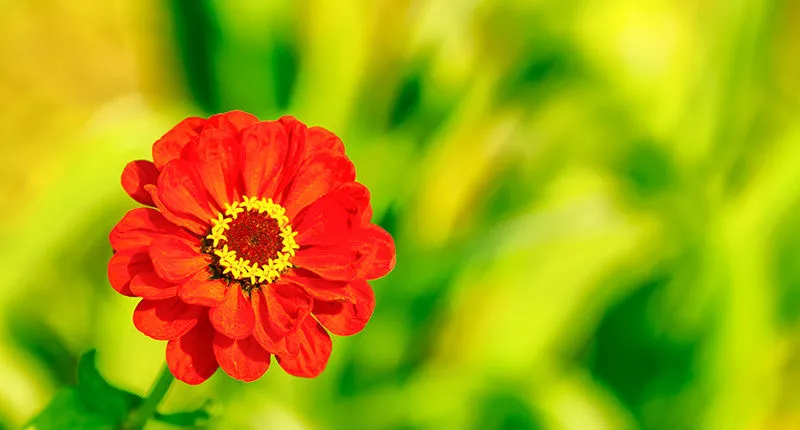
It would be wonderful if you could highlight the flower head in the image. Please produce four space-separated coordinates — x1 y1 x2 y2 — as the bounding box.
109 111 395 384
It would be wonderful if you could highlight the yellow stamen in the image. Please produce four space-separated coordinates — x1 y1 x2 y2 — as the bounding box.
207 196 299 285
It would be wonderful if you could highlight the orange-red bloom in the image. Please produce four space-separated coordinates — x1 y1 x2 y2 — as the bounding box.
109 111 395 384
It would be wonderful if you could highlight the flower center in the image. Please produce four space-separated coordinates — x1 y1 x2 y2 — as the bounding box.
202 196 299 288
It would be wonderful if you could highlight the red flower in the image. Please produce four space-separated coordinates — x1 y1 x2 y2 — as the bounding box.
109 111 395 384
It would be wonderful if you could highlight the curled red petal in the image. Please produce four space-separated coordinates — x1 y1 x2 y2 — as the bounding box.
273 116 308 200
281 151 355 219
213 333 271 382
293 224 396 281
181 129 240 210
108 250 150 297
358 225 397 280
292 244 362 281
130 269 180 300
157 159 216 226
251 290 293 356
121 160 159 206
209 286 255 339
313 280 375 336
150 237 209 283
133 297 203 340
205 110 260 134
258 282 312 336
166 317 218 385
305 126 345 155
276 317 332 378
239 121 288 198
145 184 207 235
153 117 205 170
109 208 193 252
293 183 370 247
360 203 373 225
179 274 226 307
283 269 355 302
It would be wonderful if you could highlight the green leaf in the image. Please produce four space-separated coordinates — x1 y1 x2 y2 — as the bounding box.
26 387 117 430
29 350 213 429
26 350 144 430
77 350 142 423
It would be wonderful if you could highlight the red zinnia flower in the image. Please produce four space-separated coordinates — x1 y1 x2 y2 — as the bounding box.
108 111 395 384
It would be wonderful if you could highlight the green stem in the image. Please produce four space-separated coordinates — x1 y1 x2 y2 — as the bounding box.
127 364 175 430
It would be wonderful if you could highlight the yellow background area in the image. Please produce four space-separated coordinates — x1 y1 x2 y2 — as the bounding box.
1 1 800 429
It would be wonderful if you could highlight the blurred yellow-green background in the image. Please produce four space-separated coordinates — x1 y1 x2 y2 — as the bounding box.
2 0 800 429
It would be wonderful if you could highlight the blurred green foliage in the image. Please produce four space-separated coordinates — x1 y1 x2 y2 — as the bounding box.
2 0 800 429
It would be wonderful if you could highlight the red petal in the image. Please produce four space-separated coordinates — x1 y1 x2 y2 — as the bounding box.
145 184 207 235
121 160 159 206
108 250 150 297
360 203 373 225
130 268 180 300
239 121 288 198
179 274 227 307
257 282 312 336
209 286 255 339
251 290 294 356
181 130 240 210
273 116 308 199
205 110 260 134
276 317 332 378
109 208 192 252
281 151 355 219
166 317 218 385
293 183 370 247
149 237 209 283
153 117 205 170
293 225 396 281
313 280 375 336
305 126 345 155
133 297 203 340
283 269 355 302
157 159 216 226
213 333 271 382
291 243 363 281
359 225 397 280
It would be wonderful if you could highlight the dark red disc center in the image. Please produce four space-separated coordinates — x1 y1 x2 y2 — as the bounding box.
225 211 282 264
